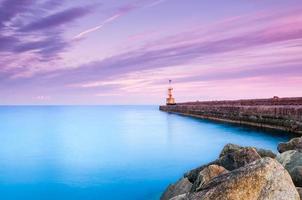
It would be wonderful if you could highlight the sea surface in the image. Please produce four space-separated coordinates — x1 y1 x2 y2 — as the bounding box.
0 106 292 200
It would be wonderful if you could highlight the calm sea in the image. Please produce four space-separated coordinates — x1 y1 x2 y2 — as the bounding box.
0 106 291 200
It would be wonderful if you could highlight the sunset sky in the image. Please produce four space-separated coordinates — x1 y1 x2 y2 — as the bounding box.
0 0 302 104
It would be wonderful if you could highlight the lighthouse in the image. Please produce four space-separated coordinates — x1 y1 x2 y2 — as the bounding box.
166 80 176 105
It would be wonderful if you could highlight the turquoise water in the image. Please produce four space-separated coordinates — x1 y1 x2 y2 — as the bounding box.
0 106 291 200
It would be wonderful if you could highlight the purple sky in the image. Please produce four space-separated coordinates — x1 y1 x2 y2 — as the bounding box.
0 0 302 105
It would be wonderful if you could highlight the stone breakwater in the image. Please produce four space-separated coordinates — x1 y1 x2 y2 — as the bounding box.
161 137 302 200
159 97 302 134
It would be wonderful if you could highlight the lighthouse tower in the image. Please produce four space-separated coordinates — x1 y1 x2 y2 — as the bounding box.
166 80 176 105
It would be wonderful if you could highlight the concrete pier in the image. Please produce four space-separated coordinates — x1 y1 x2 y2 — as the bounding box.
159 97 302 134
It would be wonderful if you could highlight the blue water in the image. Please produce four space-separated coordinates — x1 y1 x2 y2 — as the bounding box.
0 106 292 200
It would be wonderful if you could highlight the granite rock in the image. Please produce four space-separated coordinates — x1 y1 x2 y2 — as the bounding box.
217 147 261 171
185 147 261 183
219 143 242 157
278 137 302 153
255 148 276 158
296 187 302 200
277 150 302 187
160 177 192 200
191 165 228 192
169 194 187 200
188 158 299 200
220 143 276 159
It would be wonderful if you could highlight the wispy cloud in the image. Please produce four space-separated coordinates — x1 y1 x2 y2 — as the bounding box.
0 0 35 28
73 14 121 39
144 0 166 8
73 0 167 39
0 1 96 69
20 6 92 32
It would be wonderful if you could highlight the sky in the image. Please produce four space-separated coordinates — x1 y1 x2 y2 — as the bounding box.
0 0 302 105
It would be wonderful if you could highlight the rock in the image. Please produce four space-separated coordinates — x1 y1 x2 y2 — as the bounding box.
256 148 276 158
217 147 261 171
185 147 261 183
296 187 302 199
277 150 302 187
160 177 192 200
188 158 299 200
292 167 302 188
220 143 276 158
191 165 228 192
278 137 302 153
169 194 187 200
219 143 242 157
184 161 216 184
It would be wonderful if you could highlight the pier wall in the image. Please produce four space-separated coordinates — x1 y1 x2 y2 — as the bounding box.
159 97 302 134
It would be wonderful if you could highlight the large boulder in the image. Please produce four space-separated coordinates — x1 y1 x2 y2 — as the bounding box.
187 158 299 200
220 143 276 158
160 177 192 200
278 137 302 153
191 165 228 192
217 147 261 171
277 150 302 187
185 147 261 183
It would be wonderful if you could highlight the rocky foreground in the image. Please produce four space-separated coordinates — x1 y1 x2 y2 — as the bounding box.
161 137 302 200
